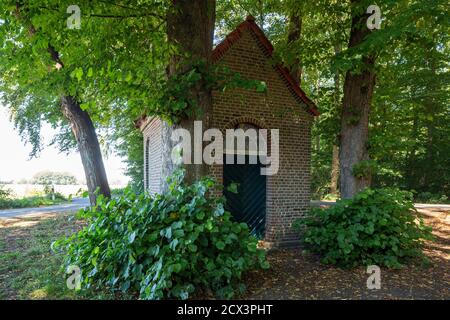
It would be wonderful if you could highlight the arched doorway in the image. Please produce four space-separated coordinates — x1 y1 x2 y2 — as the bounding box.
223 123 267 239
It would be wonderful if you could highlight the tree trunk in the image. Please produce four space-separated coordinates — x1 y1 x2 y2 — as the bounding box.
287 11 302 85
330 145 340 194
162 0 216 187
405 113 418 188
15 3 111 204
422 49 438 188
330 44 341 195
339 1 376 199
61 96 111 204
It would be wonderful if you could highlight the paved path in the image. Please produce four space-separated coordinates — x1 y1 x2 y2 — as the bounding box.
1 198 448 219
311 200 450 209
0 198 90 219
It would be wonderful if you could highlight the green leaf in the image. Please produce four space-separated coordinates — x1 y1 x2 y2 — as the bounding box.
256 81 267 92
215 241 225 250
226 183 239 194
170 239 179 250
128 231 136 244
74 67 83 82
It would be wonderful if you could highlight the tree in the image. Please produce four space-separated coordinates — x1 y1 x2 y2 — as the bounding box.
0 1 168 203
161 0 216 185
32 171 78 185
335 0 449 198
108 113 144 192
338 0 376 198
2 0 447 201
0 2 106 204
369 1 449 196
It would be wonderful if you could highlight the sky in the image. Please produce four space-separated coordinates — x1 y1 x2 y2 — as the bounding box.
0 107 129 185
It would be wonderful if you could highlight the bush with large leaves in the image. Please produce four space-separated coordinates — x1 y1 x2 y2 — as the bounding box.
54 171 268 299
294 188 433 268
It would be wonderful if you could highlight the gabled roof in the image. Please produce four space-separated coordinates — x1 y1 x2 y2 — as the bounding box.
212 15 319 116
136 16 319 128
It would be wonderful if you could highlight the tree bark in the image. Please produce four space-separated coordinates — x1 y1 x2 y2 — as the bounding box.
330 44 341 195
339 1 376 199
405 113 418 188
162 0 216 187
14 3 111 204
287 11 302 85
61 96 111 204
330 144 340 194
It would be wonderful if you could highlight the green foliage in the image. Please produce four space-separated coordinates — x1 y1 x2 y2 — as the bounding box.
352 160 378 179
0 0 169 158
110 188 126 198
294 188 433 268
0 183 67 209
54 171 268 299
0 185 13 199
32 171 78 185
107 120 144 192
0 192 67 210
282 0 449 198
414 192 449 204
152 60 268 123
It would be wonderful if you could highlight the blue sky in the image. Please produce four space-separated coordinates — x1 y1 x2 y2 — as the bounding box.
0 107 129 185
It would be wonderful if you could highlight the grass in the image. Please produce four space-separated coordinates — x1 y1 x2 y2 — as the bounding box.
0 195 68 210
0 185 68 210
1 207 448 300
0 212 120 300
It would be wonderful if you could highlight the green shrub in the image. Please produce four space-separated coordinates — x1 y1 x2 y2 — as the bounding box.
415 191 449 204
0 186 67 209
53 171 268 299
110 187 126 198
294 188 433 268
352 159 378 179
0 185 13 199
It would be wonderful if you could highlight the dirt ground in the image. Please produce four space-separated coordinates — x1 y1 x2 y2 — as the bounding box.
0 207 448 300
244 207 450 299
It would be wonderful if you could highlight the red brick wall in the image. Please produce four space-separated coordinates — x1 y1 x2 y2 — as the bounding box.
210 28 313 245
142 117 163 195
141 27 313 246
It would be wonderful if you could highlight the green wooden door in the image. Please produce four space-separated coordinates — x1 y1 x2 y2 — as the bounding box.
223 154 266 238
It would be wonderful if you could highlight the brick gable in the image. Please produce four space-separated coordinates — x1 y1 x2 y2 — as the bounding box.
140 16 318 247
209 20 315 245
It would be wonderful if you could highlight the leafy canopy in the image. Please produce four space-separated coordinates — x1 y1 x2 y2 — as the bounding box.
53 170 268 299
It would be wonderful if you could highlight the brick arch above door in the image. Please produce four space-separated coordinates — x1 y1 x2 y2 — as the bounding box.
222 116 268 132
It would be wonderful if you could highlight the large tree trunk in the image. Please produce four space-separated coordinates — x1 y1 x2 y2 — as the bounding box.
162 0 216 186
405 113 418 189
330 145 340 194
330 44 341 195
61 96 111 204
15 3 111 204
339 1 376 199
287 11 302 85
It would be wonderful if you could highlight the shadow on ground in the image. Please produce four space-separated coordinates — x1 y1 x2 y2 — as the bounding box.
243 208 450 299
0 208 448 299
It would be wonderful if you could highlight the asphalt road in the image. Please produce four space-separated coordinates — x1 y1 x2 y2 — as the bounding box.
0 197 90 219
1 198 448 219
311 200 450 209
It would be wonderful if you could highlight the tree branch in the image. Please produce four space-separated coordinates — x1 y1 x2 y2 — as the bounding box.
88 13 164 20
